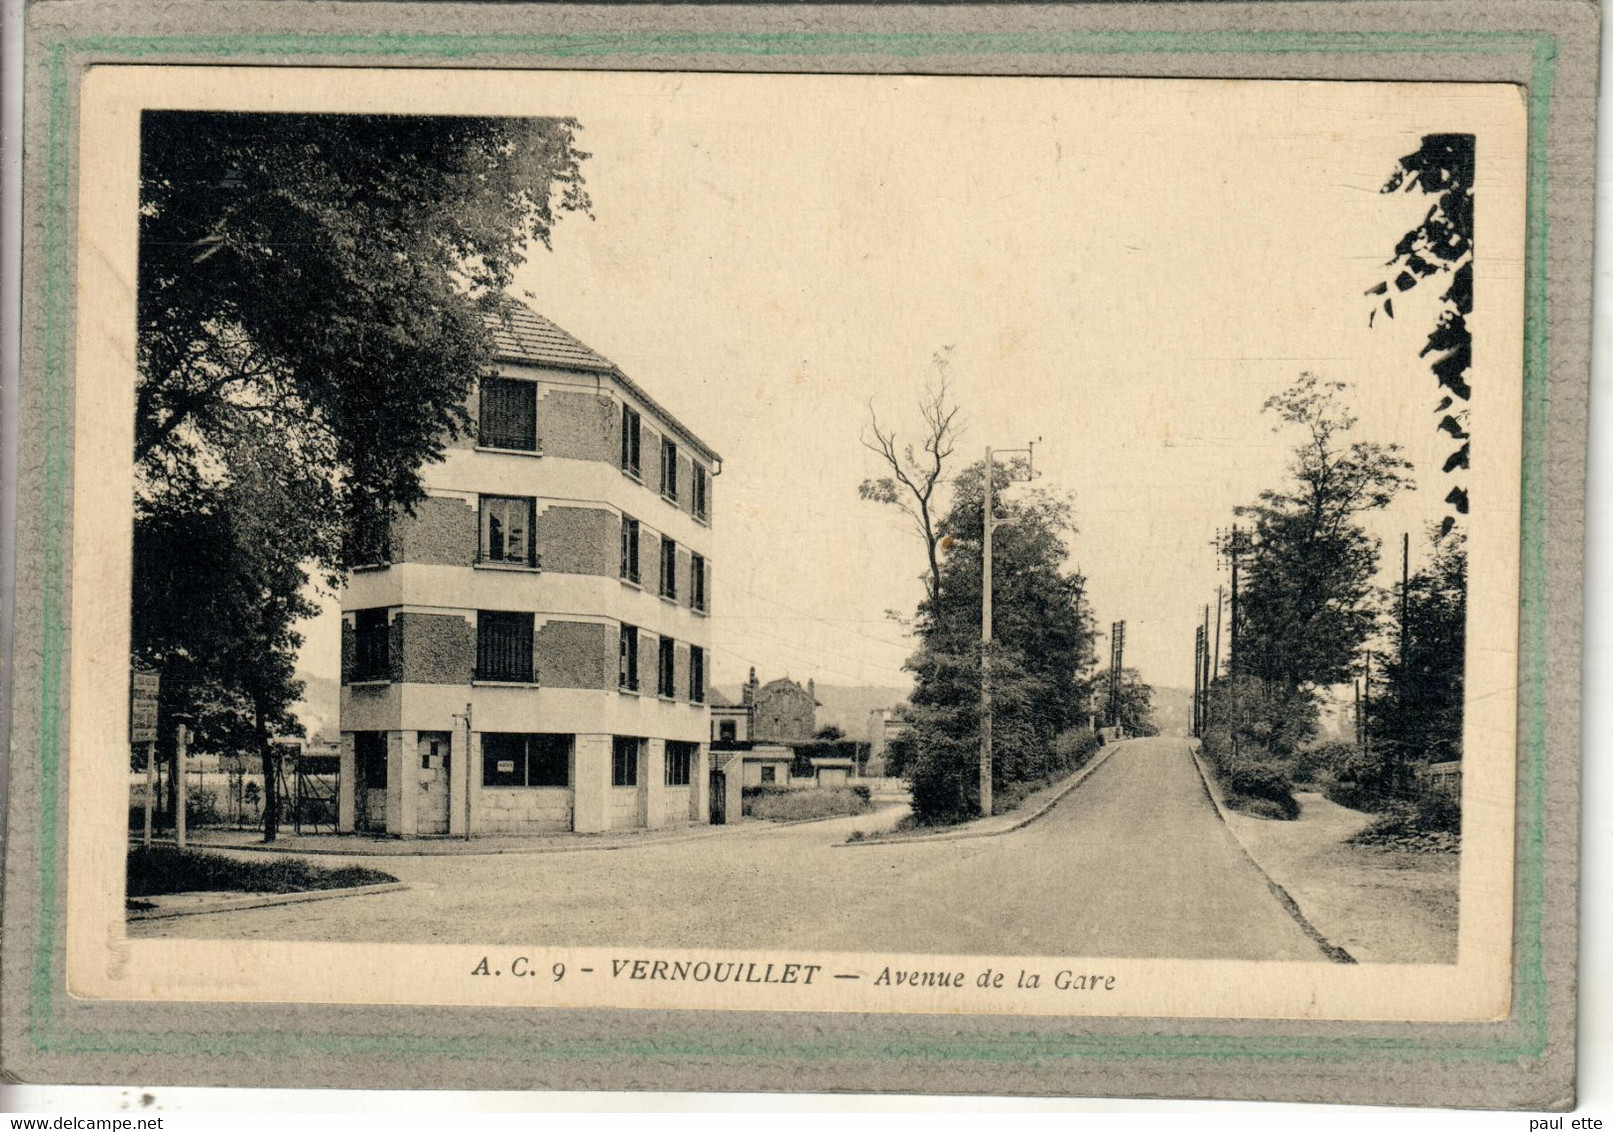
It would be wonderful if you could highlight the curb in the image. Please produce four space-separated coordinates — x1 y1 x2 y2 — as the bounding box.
127 881 409 921
133 824 741 859
1186 741 1356 965
128 800 906 860
835 739 1124 849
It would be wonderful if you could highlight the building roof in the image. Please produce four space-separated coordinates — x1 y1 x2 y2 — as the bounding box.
708 687 736 708
486 300 617 374
484 297 721 464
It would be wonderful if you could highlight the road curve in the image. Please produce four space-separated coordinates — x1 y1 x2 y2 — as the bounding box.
136 737 1326 961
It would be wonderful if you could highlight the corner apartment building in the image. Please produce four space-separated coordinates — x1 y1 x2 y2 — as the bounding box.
338 300 720 837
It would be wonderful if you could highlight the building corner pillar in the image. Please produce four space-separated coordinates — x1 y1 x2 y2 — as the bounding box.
642 738 668 829
572 734 612 833
337 732 356 833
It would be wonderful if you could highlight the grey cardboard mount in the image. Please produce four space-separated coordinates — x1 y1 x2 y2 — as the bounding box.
3 0 1595 1109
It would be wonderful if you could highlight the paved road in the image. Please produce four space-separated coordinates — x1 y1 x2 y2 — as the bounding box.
133 737 1325 960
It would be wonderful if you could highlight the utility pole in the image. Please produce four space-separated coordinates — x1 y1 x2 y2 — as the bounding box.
1362 652 1373 756
1192 625 1203 737
1212 585 1223 688
980 441 1039 818
173 715 192 850
1200 604 1211 736
1109 620 1126 731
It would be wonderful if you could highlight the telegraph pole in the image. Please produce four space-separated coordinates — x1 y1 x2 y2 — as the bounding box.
1109 620 1126 731
980 441 1039 818
1200 604 1211 736
1192 625 1203 736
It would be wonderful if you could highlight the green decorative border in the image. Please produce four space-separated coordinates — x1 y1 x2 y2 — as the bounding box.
28 28 1556 1069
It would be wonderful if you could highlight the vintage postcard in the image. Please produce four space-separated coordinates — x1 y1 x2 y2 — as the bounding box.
56 63 1530 1027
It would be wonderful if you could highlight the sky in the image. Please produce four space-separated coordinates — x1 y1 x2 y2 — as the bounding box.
297 74 1522 703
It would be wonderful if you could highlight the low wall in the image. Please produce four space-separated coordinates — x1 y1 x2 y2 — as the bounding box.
478 787 573 834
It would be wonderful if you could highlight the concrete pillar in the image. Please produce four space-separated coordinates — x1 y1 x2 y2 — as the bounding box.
448 722 471 837
726 760 744 824
395 729 419 838
337 732 356 833
691 743 710 822
642 738 668 829
572 733 612 833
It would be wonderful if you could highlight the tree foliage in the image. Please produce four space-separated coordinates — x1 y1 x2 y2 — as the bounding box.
1234 374 1412 692
1367 528 1467 788
1110 667 1159 737
138 111 592 552
133 112 591 834
903 459 1097 822
1369 133 1473 534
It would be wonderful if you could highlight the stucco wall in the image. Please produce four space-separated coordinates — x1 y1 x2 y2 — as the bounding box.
539 388 617 463
395 612 475 684
536 620 612 689
536 505 616 575
478 787 573 834
673 642 691 704
392 495 477 567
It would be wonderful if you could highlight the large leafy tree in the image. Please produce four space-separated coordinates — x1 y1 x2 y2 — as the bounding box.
1235 374 1412 698
134 112 590 837
1368 133 1473 534
1368 528 1467 789
903 459 1096 822
138 111 591 534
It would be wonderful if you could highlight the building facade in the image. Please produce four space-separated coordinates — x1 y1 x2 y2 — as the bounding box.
338 301 720 837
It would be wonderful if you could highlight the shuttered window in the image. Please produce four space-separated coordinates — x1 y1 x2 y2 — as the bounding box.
479 377 537 451
352 609 390 682
657 636 676 698
621 405 642 476
476 611 534 683
620 516 640 582
618 624 640 691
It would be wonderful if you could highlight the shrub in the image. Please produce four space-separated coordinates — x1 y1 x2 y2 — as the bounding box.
1222 756 1300 820
1323 747 1395 812
742 786 872 822
186 786 224 827
127 844 395 897
1053 726 1100 771
1289 741 1357 786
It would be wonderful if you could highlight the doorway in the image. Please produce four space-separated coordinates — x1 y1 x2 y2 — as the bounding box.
417 731 452 834
709 769 726 825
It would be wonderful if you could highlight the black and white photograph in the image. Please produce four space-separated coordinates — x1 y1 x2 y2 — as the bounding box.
64 66 1526 1022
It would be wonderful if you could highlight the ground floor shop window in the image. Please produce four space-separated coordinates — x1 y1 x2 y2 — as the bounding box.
665 740 697 787
612 736 641 786
482 732 571 787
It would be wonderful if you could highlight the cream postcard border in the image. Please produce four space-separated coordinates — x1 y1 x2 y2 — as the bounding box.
64 64 1525 1022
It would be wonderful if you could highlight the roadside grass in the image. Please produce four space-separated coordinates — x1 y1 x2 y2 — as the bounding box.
127 844 397 899
742 785 873 822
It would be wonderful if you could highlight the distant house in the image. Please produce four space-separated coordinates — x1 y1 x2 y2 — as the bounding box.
709 669 824 791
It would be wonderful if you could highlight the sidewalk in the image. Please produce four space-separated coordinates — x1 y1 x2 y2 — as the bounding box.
1188 742 1459 964
138 818 743 858
839 739 1124 848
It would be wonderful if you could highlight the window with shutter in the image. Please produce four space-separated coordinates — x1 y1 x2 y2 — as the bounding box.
479 377 537 451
